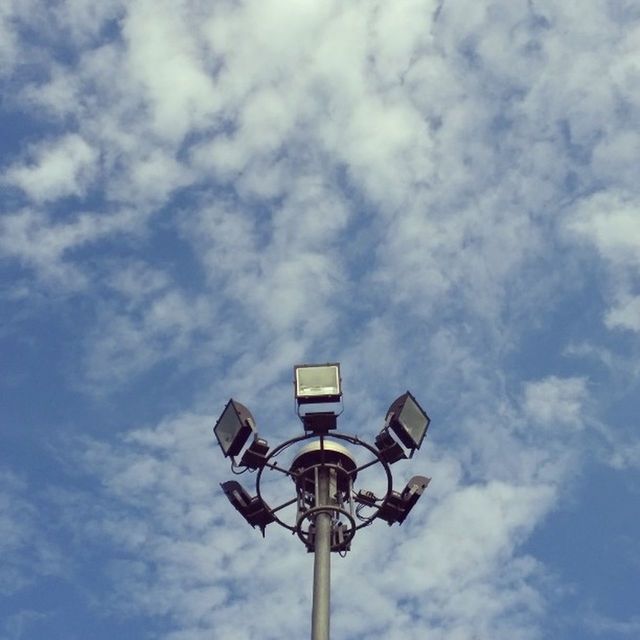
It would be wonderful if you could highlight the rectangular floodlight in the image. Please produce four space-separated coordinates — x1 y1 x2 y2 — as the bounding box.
294 363 341 404
377 476 431 526
214 399 256 457
220 480 275 536
386 391 430 451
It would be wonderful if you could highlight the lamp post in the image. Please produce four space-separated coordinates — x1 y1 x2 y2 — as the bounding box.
213 363 432 640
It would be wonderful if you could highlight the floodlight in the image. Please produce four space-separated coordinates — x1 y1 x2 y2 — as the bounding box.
374 429 407 464
377 476 431 526
294 363 341 405
386 391 430 452
214 399 257 457
220 480 275 536
239 436 270 470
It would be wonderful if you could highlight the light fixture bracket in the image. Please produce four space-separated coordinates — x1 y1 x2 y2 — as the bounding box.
302 411 338 433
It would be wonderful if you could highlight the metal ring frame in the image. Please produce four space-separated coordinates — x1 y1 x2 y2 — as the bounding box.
293 460 357 552
295 504 357 552
255 431 394 546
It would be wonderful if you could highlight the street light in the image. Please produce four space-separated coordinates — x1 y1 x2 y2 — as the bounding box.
213 364 432 640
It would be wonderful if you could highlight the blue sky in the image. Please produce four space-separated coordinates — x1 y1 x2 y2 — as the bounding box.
1 1 639 638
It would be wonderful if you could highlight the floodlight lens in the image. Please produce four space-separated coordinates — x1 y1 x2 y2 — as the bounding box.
295 363 341 402
387 391 430 450
216 405 239 450
214 399 255 457
398 395 429 445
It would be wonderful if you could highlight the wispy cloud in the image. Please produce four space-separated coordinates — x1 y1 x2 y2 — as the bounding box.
0 470 63 595
1 0 639 638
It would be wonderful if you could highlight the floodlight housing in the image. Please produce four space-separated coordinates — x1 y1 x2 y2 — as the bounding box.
239 436 270 470
386 391 430 452
374 429 407 464
302 411 337 433
377 475 431 526
214 399 257 457
295 363 341 405
220 480 275 536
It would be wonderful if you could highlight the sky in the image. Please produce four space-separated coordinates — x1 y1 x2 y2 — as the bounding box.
1 0 639 638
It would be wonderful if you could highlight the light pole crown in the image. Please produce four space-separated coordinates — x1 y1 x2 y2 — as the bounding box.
213 362 432 639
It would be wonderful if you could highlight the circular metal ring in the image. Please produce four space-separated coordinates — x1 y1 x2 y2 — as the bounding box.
255 431 394 537
328 433 394 531
255 432 314 532
291 460 356 499
295 504 357 552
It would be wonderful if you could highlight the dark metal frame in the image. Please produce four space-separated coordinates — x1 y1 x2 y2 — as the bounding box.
253 431 393 550
218 393 430 640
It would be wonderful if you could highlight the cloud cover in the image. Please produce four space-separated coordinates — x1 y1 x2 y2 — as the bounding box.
1 1 639 638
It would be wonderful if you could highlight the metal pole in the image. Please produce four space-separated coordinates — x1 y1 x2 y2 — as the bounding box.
311 467 331 640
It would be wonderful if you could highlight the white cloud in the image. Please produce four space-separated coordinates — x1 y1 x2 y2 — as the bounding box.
0 207 136 288
180 177 350 338
605 294 640 332
82 264 218 386
3 0 628 342
592 130 640 192
5 134 99 203
569 192 640 269
606 439 640 471
0 1 46 78
523 376 588 428
66 409 561 640
2 1 640 637
121 0 219 145
567 192 640 335
50 0 123 46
